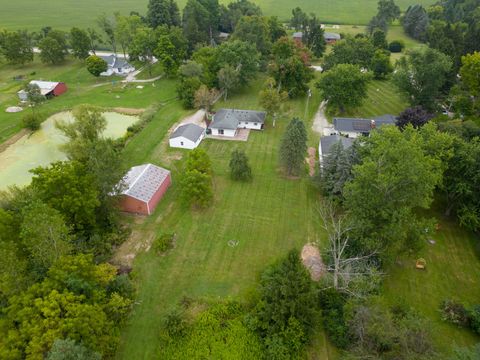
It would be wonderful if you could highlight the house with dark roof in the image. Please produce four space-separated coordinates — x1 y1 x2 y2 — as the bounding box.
169 123 205 149
209 109 266 137
99 55 135 76
333 114 397 138
118 163 171 215
319 135 354 166
324 32 341 44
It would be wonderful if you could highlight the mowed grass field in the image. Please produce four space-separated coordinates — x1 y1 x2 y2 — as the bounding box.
0 0 436 30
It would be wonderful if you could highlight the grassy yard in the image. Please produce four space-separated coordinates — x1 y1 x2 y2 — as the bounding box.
116 77 339 359
0 56 176 144
383 211 480 353
0 0 436 30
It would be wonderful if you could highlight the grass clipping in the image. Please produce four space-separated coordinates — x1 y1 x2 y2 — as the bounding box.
301 243 325 281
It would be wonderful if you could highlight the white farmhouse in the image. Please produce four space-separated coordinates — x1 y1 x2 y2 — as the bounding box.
209 109 266 137
99 55 135 76
169 123 205 149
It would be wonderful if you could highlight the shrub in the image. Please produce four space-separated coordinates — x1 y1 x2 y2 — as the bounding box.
163 308 188 338
440 299 470 326
22 112 42 131
106 274 136 299
468 305 480 334
152 232 175 254
389 40 405 53
86 55 108 77
318 288 349 348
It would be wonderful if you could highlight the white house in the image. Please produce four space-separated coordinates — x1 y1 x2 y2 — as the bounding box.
333 114 397 138
169 123 205 149
319 135 354 167
209 109 266 137
99 55 135 76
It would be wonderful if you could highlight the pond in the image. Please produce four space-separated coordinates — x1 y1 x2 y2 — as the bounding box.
0 111 138 189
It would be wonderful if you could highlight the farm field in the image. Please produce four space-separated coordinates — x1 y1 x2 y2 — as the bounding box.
0 0 436 30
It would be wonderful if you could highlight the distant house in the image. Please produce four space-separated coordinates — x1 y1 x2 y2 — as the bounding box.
293 32 303 43
324 32 341 44
319 135 354 166
17 80 67 101
219 32 230 42
333 114 397 138
209 109 266 137
118 163 171 215
169 123 205 149
99 55 135 76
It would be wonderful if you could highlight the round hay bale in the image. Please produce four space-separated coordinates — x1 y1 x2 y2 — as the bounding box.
6 106 23 113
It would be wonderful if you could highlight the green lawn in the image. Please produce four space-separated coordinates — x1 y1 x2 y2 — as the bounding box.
0 0 436 30
383 212 480 353
0 56 177 144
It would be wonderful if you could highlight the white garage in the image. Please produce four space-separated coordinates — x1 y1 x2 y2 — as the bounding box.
169 123 205 149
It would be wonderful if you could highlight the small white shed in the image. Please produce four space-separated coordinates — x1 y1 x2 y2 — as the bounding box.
169 123 205 149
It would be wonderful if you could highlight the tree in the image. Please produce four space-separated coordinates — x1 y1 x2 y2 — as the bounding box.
396 106 433 129
26 83 46 113
216 40 260 84
180 149 213 208
323 37 376 70
344 125 444 259
279 118 307 176
97 14 117 54
259 77 288 127
229 149 252 181
155 26 187 76
232 15 271 56
460 52 480 97
182 0 215 50
194 85 219 112
252 249 316 357
377 0 400 24
388 39 405 52
393 48 452 110
47 338 101 360
38 30 68 65
402 4 429 41
147 0 181 28
70 27 90 59
86 28 102 55
318 201 379 297
268 16 287 43
218 65 240 100
177 76 202 109
371 30 388 49
371 49 393 79
316 64 371 113
115 14 143 58
130 26 157 75
20 201 72 277
301 13 326 58
86 55 108 77
290 7 307 30
0 30 33 64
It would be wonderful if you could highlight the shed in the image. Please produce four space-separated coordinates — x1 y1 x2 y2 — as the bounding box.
324 32 341 44
293 31 303 42
169 123 205 149
17 80 67 101
118 163 171 215
209 108 266 137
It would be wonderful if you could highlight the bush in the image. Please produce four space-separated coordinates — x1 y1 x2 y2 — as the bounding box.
440 299 470 326
106 274 135 299
389 40 405 53
163 308 188 338
318 288 349 348
22 112 42 131
468 305 480 334
152 232 175 254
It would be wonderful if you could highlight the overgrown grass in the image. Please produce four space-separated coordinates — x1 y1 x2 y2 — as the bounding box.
0 0 436 30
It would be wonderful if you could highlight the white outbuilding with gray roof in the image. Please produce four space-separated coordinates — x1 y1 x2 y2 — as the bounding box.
169 123 206 149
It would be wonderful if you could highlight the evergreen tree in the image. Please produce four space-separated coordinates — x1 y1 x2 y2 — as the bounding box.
279 118 307 176
229 149 252 181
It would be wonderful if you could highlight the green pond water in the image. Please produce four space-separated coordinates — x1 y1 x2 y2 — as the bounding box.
0 111 138 189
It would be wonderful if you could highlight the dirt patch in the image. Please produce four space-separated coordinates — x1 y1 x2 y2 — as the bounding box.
301 243 326 281
0 128 29 154
111 107 145 115
307 147 316 176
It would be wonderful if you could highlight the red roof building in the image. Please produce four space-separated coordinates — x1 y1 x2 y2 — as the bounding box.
118 163 171 215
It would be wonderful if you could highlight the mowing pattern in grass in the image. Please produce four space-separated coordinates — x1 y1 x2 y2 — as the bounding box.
383 215 480 353
0 0 436 30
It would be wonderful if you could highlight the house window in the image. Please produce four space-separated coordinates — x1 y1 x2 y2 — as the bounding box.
254 123 257 126
180 141 184 146
218 129 224 135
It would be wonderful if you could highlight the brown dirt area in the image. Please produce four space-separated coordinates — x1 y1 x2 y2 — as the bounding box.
301 243 326 281
111 107 145 115
0 128 29 154
307 147 316 176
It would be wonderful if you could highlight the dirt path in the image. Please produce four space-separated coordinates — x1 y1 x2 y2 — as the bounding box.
306 147 316 176
0 129 29 154
312 100 334 136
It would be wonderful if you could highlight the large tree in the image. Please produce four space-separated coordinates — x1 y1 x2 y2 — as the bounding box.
396 106 433 129
218 64 240 100
393 48 452 110
459 51 480 97
180 149 213 208
0 30 33 64
316 64 371 113
216 40 260 85
182 0 217 50
259 77 288 127
38 30 68 65
147 0 181 28
115 14 143 58
279 118 307 176
231 15 271 56
70 27 90 59
229 149 252 181
301 13 326 58
402 4 429 41
323 37 376 70
154 25 187 77
130 26 158 75
86 55 108 77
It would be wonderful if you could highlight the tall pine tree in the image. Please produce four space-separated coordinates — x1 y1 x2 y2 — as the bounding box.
279 118 307 176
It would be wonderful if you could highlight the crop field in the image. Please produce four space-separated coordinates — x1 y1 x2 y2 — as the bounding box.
0 0 436 30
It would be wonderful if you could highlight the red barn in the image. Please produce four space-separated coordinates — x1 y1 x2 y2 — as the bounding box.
17 80 67 101
118 163 171 215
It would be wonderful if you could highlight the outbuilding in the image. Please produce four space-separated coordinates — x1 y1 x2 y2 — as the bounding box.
324 32 341 44
169 123 205 149
118 163 171 215
209 108 266 137
17 80 67 101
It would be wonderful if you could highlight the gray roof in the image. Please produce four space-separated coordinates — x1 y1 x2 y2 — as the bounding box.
320 135 354 156
210 109 266 130
99 55 131 69
324 32 341 40
121 163 170 203
293 32 303 38
333 115 396 133
170 123 205 142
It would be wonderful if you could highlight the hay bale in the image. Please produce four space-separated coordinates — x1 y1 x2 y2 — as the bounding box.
301 243 326 281
6 106 23 113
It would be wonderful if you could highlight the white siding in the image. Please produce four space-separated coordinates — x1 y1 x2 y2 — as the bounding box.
211 128 236 137
238 121 263 130
169 132 205 149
